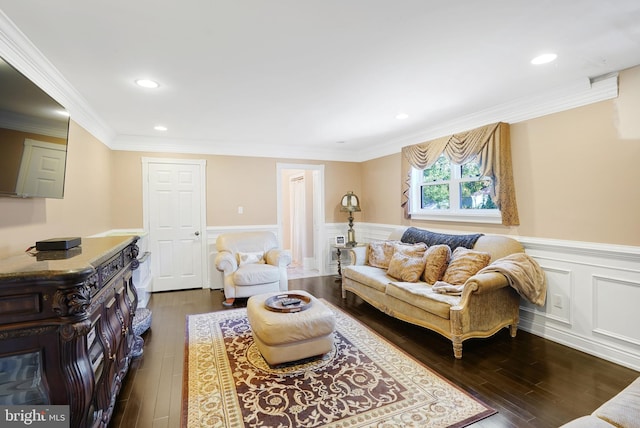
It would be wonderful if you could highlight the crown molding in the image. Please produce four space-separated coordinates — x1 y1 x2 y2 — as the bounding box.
357 73 618 162
0 10 116 145
0 10 620 163
112 73 617 162
110 135 362 162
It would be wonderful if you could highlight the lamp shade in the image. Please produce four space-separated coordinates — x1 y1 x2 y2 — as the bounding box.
340 191 361 212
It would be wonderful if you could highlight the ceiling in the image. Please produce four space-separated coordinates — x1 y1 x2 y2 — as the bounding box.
0 1 639 162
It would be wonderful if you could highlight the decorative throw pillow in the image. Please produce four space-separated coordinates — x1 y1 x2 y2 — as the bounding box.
237 251 265 266
442 247 491 285
422 244 451 284
393 242 427 257
386 251 427 282
367 240 399 269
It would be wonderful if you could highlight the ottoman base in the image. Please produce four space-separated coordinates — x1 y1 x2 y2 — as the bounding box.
247 290 335 366
252 332 334 366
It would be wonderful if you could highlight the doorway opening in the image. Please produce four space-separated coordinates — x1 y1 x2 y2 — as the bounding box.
277 163 325 279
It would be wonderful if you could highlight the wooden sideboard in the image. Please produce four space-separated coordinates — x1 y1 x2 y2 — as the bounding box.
0 236 140 428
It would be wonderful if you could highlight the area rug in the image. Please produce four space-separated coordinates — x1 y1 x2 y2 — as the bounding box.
182 301 496 428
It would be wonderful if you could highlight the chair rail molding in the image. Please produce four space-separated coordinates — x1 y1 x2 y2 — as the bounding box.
358 223 640 371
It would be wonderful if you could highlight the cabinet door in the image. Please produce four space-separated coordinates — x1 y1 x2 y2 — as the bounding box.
94 289 119 416
113 278 131 365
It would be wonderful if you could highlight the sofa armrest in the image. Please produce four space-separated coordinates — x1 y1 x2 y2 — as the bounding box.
215 251 238 274
464 271 510 294
347 245 368 266
265 248 292 267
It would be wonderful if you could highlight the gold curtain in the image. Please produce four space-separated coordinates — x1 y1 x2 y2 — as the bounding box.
401 122 519 226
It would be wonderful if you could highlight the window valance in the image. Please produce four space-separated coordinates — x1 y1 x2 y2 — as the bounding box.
401 122 519 226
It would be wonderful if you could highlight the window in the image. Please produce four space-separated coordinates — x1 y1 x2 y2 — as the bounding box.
410 155 501 223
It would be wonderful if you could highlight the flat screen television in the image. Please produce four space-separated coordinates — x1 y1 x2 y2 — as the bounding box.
0 55 70 198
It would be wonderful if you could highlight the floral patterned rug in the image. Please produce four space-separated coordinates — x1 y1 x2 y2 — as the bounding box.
182 301 495 428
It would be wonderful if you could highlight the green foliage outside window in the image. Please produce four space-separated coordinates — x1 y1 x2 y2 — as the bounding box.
421 184 449 209
461 161 480 178
460 181 497 209
419 155 496 210
422 156 450 181
421 156 450 209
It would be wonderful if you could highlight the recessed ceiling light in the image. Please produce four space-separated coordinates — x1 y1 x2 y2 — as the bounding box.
531 53 557 65
396 113 409 120
154 125 168 131
135 79 160 88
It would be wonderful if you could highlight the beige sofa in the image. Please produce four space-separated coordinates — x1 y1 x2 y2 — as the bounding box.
341 226 527 359
559 377 640 427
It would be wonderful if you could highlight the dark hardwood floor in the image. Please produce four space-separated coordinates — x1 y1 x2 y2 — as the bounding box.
111 276 639 427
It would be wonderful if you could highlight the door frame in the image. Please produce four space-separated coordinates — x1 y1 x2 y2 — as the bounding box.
276 163 326 276
142 157 209 289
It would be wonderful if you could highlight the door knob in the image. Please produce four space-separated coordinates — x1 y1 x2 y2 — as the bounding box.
194 231 200 236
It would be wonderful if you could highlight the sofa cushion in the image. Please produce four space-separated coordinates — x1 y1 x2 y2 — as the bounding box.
342 265 391 293
385 282 461 319
387 251 427 282
422 244 451 284
558 415 614 427
393 241 428 256
592 377 640 428
367 240 399 269
442 247 491 285
237 251 265 266
233 263 280 285
400 226 483 251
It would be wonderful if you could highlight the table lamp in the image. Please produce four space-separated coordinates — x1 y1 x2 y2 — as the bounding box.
340 191 361 246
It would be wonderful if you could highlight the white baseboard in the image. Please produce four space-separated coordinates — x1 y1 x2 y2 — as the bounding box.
358 223 640 371
110 224 640 371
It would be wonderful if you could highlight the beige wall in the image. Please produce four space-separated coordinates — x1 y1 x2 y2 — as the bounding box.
360 66 640 246
360 154 401 225
0 122 113 258
2 67 638 258
110 152 361 229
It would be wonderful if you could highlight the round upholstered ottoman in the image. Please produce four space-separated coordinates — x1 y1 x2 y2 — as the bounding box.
247 290 335 366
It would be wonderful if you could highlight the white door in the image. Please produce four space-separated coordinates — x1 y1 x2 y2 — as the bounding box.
144 158 207 292
15 139 66 198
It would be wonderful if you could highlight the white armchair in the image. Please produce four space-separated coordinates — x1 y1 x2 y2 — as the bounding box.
215 231 292 306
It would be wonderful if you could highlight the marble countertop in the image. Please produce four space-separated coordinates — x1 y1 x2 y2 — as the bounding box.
0 235 138 281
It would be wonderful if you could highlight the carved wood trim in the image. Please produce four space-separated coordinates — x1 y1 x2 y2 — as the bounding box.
52 285 91 316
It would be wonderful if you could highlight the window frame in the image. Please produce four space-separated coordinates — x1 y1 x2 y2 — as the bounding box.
409 157 502 224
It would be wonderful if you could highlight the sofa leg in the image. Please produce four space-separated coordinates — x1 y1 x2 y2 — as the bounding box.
509 324 518 338
452 338 463 359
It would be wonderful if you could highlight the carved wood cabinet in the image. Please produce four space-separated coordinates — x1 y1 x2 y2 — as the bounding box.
0 236 140 428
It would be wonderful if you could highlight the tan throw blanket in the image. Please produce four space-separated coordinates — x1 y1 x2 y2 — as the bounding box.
433 253 547 306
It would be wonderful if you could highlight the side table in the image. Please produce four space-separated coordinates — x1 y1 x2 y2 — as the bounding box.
332 244 366 279
333 245 346 278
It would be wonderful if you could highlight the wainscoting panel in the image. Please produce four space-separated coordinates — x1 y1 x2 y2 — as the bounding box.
523 237 640 370
592 275 640 347
352 224 640 371
521 265 573 326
